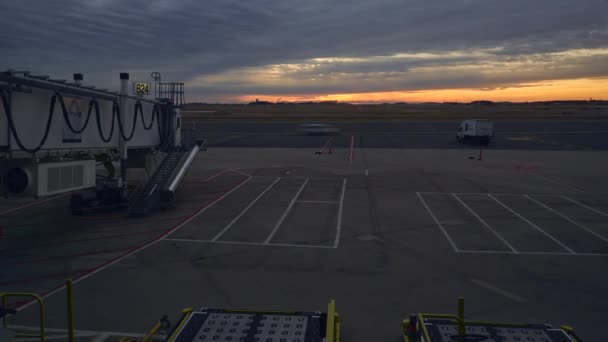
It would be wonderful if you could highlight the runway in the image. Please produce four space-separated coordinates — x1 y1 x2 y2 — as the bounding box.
186 121 608 150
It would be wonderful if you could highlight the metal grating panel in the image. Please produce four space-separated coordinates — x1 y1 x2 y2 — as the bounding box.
47 167 60 192
256 314 309 342
60 165 73 189
192 313 252 341
427 320 575 342
174 311 323 342
73 164 83 187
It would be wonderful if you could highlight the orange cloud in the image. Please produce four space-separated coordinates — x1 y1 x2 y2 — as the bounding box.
236 77 608 103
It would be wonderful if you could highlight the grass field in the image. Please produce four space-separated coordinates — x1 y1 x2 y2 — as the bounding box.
182 103 608 122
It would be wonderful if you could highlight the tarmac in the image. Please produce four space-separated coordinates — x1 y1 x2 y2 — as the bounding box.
2 120 608 341
188 121 608 150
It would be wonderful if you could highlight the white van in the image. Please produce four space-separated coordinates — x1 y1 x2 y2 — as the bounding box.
456 119 494 145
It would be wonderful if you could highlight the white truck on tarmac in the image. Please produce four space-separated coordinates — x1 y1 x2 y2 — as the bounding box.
456 119 494 145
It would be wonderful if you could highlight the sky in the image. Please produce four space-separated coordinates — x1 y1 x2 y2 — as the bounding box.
1 0 608 103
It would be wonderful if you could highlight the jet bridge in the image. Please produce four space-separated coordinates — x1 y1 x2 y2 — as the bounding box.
0 70 200 216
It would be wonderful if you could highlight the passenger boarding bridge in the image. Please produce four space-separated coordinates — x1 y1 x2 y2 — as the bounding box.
0 70 202 216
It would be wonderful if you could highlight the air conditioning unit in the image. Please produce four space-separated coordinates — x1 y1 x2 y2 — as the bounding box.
4 160 96 197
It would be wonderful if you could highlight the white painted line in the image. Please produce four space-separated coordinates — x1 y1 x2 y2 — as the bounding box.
211 177 282 242
297 200 339 204
525 195 608 245
333 178 347 248
365 169 369 176
470 278 528 303
529 172 585 193
487 194 576 254
452 193 518 253
17 175 252 312
457 250 517 254
92 333 111 342
416 192 459 252
264 178 310 244
164 238 335 249
457 250 608 256
228 168 253 178
419 192 608 197
317 137 334 154
563 196 608 218
11 325 161 338
418 192 529 196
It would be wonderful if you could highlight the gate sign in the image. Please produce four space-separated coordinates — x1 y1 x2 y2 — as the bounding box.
133 82 150 95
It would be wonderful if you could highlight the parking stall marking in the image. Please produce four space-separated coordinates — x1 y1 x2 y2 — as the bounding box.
416 192 460 252
417 191 608 256
264 178 310 244
525 195 608 245
168 177 347 249
487 194 576 254
458 250 608 257
211 177 282 242
333 178 347 248
562 196 608 218
164 238 335 249
452 193 518 254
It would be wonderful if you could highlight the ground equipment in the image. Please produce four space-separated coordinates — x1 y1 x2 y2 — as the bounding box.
456 119 494 145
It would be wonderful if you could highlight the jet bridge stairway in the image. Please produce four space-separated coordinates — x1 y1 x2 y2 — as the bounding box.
128 141 204 217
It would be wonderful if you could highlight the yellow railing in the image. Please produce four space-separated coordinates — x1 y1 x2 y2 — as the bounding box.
402 297 581 342
0 292 46 342
326 299 340 342
165 308 193 342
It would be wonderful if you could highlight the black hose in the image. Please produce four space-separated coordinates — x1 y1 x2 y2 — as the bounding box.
156 105 163 145
0 90 56 154
114 101 138 141
140 103 158 130
57 92 93 134
158 105 173 151
2 90 166 151
93 99 116 143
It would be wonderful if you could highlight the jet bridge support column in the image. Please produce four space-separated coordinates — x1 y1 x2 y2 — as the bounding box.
119 72 129 188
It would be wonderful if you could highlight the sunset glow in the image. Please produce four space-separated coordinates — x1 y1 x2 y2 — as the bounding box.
236 78 608 103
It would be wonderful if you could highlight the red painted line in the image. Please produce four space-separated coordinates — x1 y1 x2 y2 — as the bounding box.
16 173 252 312
203 168 232 182
228 168 253 178
80 217 178 232
37 228 169 248
0 193 70 216
10 248 129 265
349 135 354 163
0 270 87 287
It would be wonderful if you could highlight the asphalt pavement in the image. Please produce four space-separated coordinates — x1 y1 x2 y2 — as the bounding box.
186 121 608 150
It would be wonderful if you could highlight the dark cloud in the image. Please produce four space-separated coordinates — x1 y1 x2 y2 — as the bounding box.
1 0 607 100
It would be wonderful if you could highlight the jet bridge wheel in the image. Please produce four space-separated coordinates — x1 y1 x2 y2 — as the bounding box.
6 167 29 194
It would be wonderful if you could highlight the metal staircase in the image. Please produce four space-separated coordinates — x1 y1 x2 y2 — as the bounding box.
127 147 186 217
